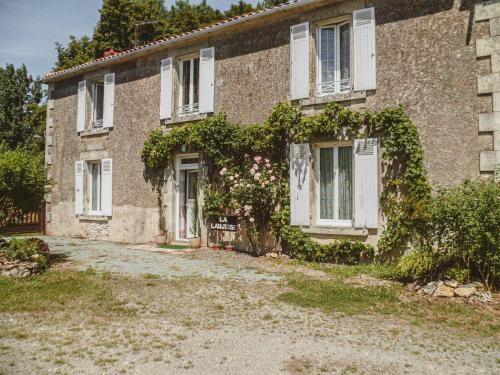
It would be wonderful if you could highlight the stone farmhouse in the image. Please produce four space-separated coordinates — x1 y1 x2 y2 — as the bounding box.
42 0 499 247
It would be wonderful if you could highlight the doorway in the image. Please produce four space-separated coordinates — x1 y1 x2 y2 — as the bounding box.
176 154 199 241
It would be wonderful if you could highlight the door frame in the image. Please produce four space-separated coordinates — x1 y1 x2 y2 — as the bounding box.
175 153 199 241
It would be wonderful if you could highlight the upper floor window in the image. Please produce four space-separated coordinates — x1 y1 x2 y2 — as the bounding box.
317 22 351 95
91 79 104 128
179 57 200 115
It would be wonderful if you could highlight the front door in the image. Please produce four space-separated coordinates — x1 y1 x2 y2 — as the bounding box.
176 154 200 241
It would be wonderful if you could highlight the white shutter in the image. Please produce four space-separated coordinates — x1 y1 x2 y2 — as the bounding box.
101 158 113 216
199 47 215 113
354 138 378 228
160 58 173 119
75 160 84 215
353 7 376 91
290 22 310 100
103 73 115 128
290 143 311 226
77 81 86 133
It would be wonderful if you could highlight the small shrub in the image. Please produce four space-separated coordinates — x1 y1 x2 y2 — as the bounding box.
395 250 449 282
280 225 374 265
0 237 50 270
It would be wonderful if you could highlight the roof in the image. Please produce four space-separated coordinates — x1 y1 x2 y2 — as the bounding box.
43 0 321 82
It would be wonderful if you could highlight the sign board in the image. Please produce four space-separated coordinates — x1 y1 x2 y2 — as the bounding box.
209 216 237 232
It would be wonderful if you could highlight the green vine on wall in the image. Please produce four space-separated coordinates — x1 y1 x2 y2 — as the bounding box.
142 102 431 255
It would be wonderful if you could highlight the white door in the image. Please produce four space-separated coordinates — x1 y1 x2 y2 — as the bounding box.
185 171 198 238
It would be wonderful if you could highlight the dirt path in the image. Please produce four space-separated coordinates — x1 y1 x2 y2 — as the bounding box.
0 237 498 375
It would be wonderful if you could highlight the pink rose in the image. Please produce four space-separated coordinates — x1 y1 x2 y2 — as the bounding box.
254 156 262 163
270 176 276 181
219 168 227 176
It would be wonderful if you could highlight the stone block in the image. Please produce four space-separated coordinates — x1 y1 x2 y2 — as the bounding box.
476 1 500 22
493 92 500 111
490 17 500 36
47 99 54 110
480 150 496 171
476 36 500 57
46 155 52 166
46 117 53 128
495 131 500 150
492 53 500 72
478 111 500 131
46 135 53 146
478 72 500 94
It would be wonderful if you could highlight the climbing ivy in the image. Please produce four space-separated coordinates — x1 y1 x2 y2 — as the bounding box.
142 102 431 256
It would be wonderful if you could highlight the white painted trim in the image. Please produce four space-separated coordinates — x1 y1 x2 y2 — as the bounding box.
87 161 102 216
316 21 352 96
314 142 354 227
175 153 199 241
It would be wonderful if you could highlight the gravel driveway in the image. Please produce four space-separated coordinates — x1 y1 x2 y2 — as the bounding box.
1 237 498 375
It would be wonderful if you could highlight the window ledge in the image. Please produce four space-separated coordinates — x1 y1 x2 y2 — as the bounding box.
301 225 368 237
299 91 367 107
163 113 208 125
78 215 109 222
80 128 110 138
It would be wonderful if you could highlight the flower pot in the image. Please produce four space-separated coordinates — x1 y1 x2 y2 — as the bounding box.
211 245 222 250
189 237 201 249
155 234 166 245
224 245 235 252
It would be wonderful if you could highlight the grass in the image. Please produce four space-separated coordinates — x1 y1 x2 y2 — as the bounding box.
278 274 500 337
279 275 399 315
158 244 190 250
0 269 136 316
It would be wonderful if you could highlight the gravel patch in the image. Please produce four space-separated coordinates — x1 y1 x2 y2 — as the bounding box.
43 236 281 282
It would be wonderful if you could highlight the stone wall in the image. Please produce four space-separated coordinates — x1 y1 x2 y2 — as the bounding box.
46 0 490 244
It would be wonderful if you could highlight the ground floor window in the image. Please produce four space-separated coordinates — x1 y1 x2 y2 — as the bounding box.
316 144 353 226
88 161 102 214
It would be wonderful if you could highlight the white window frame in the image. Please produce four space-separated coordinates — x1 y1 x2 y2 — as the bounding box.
316 20 352 96
315 141 353 227
87 161 102 216
178 55 199 116
91 79 104 128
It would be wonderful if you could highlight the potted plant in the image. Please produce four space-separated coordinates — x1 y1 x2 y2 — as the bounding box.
189 178 202 249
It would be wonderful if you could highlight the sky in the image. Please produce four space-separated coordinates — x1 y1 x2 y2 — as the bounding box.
0 0 259 78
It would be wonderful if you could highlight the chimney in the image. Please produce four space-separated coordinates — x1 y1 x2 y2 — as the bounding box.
103 48 121 58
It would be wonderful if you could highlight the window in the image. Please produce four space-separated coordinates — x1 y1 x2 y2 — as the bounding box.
179 57 200 115
317 22 351 95
316 145 353 226
88 161 102 214
91 79 104 128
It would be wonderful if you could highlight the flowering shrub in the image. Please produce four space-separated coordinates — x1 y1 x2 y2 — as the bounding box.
220 156 280 254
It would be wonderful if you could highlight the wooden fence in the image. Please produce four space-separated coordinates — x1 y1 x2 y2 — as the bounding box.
1 204 46 235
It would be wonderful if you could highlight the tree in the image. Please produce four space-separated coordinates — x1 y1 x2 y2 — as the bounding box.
54 35 96 71
54 0 259 70
259 0 288 8
93 0 168 55
224 1 256 18
0 148 49 229
0 64 45 152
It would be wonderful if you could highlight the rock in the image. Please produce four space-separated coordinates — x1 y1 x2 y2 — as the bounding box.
18 269 31 277
434 284 455 298
462 282 484 291
454 287 476 298
265 252 278 258
472 291 492 303
405 281 420 291
422 282 438 295
444 279 458 288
